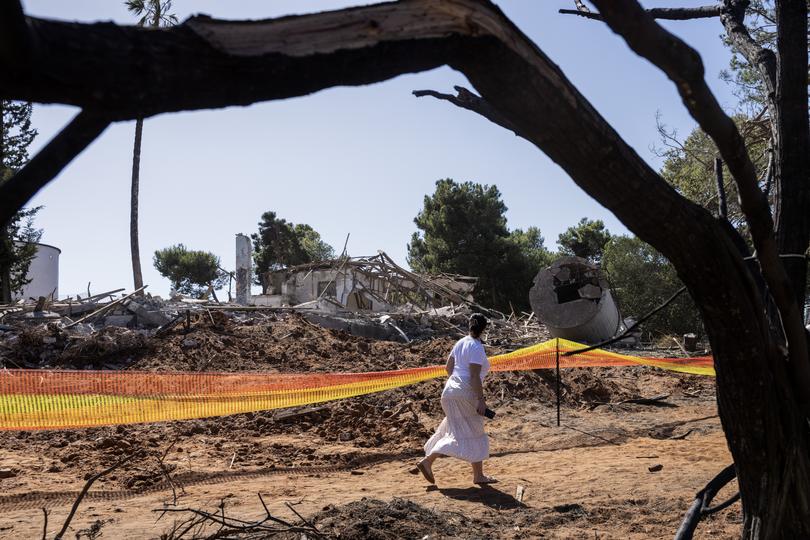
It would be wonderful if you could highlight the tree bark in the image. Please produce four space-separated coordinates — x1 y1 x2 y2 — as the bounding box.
0 229 11 303
0 1 808 534
773 0 810 310
0 100 9 303
130 118 144 294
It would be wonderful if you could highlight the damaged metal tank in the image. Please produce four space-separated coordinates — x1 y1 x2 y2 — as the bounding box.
529 256 621 344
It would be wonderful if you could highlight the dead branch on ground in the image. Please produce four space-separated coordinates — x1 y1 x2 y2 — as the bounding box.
154 493 322 539
156 439 183 506
675 464 739 540
52 451 142 540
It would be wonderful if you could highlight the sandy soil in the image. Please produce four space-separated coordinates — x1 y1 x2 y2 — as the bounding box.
0 314 739 539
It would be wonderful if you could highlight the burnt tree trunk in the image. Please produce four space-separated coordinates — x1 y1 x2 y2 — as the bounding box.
0 100 9 303
0 1 808 535
773 0 810 310
738 2 810 536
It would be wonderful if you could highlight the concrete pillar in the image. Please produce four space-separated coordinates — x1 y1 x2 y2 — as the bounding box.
235 234 252 305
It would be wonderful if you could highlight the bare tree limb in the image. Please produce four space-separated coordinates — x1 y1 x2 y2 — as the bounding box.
156 439 182 506
559 5 721 21
0 110 110 226
589 0 810 405
2 4 470 119
54 452 141 540
763 141 774 197
653 112 713 169
413 86 521 136
675 464 737 540
715 157 728 219
153 493 323 538
719 1 776 99
563 286 688 357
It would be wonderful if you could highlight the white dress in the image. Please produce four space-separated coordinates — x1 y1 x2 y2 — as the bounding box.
424 336 490 463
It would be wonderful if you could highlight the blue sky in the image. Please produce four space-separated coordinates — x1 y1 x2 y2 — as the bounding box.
21 1 738 298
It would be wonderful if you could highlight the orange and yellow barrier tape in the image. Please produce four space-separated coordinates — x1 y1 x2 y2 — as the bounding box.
0 339 713 430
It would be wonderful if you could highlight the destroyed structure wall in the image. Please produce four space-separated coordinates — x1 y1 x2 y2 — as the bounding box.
256 268 397 313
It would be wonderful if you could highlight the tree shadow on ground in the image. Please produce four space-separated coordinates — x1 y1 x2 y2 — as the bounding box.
434 484 525 510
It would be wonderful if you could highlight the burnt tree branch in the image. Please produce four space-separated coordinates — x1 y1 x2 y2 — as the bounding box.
413 86 521 136
715 157 728 219
559 5 721 21
54 452 141 540
563 287 688 357
1 5 467 119
0 110 110 226
675 464 738 540
719 1 776 97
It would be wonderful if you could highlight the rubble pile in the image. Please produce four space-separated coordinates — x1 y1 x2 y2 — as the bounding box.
0 284 556 369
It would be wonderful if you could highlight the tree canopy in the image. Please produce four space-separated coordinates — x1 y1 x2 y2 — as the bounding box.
408 178 552 311
251 212 335 277
153 244 227 298
557 217 612 263
602 235 702 338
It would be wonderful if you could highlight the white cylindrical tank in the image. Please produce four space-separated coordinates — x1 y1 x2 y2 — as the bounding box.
529 256 621 344
14 242 60 301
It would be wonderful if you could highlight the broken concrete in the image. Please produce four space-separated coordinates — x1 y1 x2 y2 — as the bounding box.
235 234 252 306
125 300 171 328
104 315 134 328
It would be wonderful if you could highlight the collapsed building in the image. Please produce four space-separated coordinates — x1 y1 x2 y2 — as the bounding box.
253 251 479 314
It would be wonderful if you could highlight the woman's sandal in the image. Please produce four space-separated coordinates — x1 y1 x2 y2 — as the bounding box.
416 460 435 484
474 476 498 485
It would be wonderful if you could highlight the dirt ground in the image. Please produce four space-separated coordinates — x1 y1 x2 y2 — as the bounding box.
0 313 738 538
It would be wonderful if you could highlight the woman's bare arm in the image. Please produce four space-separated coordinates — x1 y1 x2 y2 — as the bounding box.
469 364 486 415
445 354 455 376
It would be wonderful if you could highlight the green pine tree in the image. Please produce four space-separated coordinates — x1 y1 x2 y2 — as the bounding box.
0 100 42 302
407 178 552 311
154 244 227 299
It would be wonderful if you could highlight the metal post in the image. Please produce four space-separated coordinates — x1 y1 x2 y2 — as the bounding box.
556 337 561 427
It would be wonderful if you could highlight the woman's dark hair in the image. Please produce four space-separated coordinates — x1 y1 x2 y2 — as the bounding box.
468 313 488 337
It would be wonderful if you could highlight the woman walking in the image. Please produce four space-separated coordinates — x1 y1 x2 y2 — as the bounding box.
417 313 496 485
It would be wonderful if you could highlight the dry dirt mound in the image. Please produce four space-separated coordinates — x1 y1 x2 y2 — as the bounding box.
306 497 487 539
